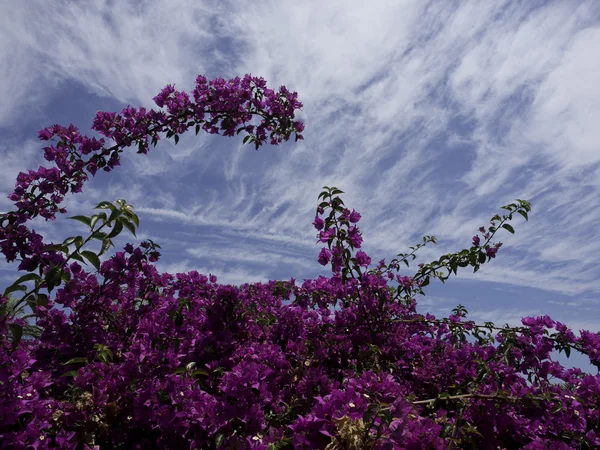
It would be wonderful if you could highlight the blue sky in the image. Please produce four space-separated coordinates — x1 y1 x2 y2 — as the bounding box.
1 0 599 372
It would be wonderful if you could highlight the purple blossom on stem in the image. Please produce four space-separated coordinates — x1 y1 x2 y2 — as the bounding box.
318 248 332 266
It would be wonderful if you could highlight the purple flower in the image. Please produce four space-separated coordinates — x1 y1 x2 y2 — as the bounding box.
472 235 480 247
347 226 363 248
355 251 371 267
17 257 37 272
318 228 336 243
313 216 324 231
348 209 361 223
318 248 332 266
485 247 498 258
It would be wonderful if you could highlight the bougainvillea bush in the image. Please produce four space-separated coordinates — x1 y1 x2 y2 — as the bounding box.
1 75 600 450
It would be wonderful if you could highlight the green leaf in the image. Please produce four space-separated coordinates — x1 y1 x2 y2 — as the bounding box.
107 221 124 239
108 207 121 223
9 323 23 348
94 344 113 361
502 223 515 234
42 243 67 253
74 236 84 249
81 251 101 271
63 357 88 365
45 266 63 292
68 215 92 227
95 201 116 212
60 371 79 378
551 402 563 414
69 252 86 264
90 212 107 230
14 273 41 285
63 236 83 246
4 284 27 297
25 294 37 310
174 134 179 144
478 252 486 264
517 210 528 221
215 433 225 448
450 259 458 275
36 294 49 307
124 210 140 227
118 217 136 237
99 238 112 256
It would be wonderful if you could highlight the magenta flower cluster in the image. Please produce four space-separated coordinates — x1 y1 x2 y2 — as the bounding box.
1 74 600 449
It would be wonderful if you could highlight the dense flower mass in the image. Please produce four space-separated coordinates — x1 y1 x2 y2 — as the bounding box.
1 75 600 449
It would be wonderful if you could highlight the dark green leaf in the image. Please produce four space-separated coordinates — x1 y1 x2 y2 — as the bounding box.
125 211 140 227
4 284 27 297
14 273 41 284
63 236 83 246
502 223 515 234
45 266 63 292
69 252 86 264
60 371 79 378
37 294 49 307
99 238 112 256
92 231 108 241
95 201 116 211
68 215 92 227
118 217 136 237
80 251 100 270
42 243 66 253
63 357 88 365
107 221 124 239
9 323 22 347
90 212 107 230
108 208 120 223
